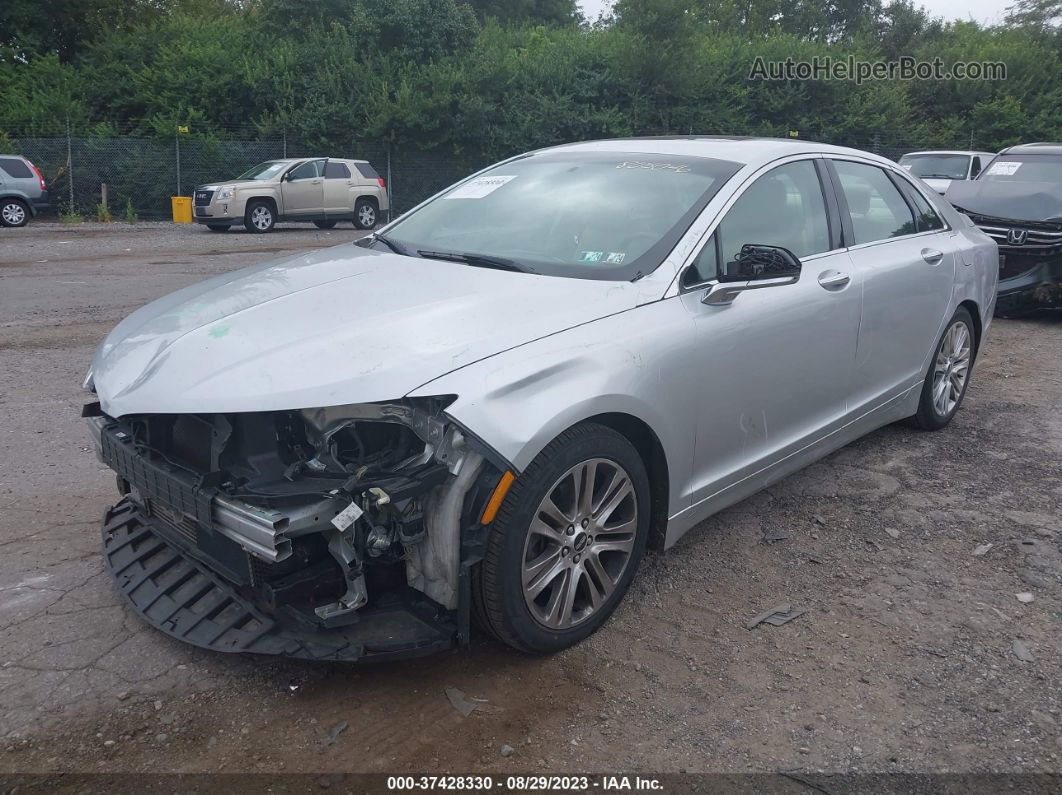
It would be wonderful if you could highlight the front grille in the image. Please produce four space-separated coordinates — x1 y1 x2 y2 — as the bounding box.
194 189 214 207
965 213 1062 252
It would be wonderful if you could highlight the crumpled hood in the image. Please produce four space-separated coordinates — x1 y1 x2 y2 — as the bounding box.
91 245 640 417
946 180 1062 222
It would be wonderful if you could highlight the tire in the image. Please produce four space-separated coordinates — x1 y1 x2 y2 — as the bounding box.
244 200 275 233
911 306 975 430
0 199 29 228
472 422 650 654
314 220 337 230
206 224 231 232
353 199 378 230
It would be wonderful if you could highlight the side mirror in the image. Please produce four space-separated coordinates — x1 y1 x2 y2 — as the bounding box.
703 244 801 306
719 244 802 283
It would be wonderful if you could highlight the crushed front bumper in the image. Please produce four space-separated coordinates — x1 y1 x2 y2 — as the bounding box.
102 498 458 662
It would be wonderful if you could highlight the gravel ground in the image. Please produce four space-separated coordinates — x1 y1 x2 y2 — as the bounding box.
0 221 1060 777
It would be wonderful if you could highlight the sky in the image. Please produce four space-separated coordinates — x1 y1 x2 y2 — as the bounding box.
577 0 1016 26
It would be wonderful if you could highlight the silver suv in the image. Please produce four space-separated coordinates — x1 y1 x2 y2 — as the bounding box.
193 157 390 233
0 155 49 227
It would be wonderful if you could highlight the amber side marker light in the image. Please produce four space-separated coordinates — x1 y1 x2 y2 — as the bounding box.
480 470 516 524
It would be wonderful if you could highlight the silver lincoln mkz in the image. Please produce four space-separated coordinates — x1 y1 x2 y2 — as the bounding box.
84 138 998 661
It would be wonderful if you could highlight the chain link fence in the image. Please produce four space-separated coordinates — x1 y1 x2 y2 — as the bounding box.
7 125 989 221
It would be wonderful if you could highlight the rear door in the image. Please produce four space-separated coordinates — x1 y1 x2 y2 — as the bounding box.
827 158 957 412
322 160 354 216
280 159 325 216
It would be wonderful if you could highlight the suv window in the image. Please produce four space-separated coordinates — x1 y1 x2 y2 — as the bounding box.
833 160 916 244
355 163 381 180
0 157 33 179
324 161 351 179
904 184 945 232
970 156 982 177
288 160 322 180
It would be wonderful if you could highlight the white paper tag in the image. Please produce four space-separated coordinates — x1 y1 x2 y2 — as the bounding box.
444 175 517 199
331 501 364 531
986 161 1021 176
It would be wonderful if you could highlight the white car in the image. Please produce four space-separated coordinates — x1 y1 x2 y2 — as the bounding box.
898 150 997 195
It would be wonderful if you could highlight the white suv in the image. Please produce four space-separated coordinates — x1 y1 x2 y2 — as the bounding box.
193 157 390 233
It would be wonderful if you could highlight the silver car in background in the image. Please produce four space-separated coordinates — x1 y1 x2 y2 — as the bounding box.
898 149 997 195
84 138 998 662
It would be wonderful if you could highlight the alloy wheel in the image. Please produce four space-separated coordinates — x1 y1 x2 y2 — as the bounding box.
521 458 638 630
357 205 376 227
2 202 26 226
932 320 971 416
251 205 272 230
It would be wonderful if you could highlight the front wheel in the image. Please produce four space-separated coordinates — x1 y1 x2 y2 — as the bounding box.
0 199 29 227
244 200 275 233
911 307 975 430
472 423 649 654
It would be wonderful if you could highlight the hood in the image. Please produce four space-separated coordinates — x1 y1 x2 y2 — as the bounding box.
198 179 271 190
945 180 1062 223
91 245 641 417
923 178 952 195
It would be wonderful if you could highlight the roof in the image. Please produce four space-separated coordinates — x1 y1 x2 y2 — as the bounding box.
900 150 996 158
1000 142 1062 155
545 136 897 170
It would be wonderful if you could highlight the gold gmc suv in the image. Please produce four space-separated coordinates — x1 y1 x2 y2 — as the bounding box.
192 158 390 233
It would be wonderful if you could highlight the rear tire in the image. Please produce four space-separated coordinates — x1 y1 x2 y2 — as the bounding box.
353 199 377 229
314 220 336 229
206 223 230 232
911 306 975 430
472 423 649 654
0 199 29 228
244 200 275 233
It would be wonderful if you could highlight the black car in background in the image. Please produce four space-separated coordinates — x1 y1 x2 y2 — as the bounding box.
946 142 1062 315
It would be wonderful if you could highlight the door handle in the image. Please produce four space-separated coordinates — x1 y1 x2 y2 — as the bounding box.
311 179 321 185
921 248 943 264
817 270 850 289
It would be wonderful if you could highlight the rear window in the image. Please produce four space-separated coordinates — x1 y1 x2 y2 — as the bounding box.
355 163 381 180
0 158 33 179
324 161 351 179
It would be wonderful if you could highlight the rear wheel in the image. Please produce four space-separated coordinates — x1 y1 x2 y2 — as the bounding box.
473 423 649 654
206 223 230 232
911 307 975 430
245 200 275 233
314 220 336 229
353 199 377 229
0 199 29 228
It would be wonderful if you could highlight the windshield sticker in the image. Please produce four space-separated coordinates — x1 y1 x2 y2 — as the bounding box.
444 175 517 199
986 161 1022 176
579 251 605 263
616 161 691 173
605 252 626 264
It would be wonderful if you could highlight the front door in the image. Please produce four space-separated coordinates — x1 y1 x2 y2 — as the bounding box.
280 159 325 216
679 159 862 507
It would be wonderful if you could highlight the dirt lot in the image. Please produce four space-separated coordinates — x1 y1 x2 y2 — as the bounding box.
0 221 1060 778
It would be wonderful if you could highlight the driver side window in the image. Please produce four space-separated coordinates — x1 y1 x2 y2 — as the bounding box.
288 160 321 180
683 160 830 287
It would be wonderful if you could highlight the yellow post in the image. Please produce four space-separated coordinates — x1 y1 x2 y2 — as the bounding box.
171 196 193 223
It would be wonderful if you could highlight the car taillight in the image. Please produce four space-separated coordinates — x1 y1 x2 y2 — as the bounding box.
30 162 46 191
377 177 386 189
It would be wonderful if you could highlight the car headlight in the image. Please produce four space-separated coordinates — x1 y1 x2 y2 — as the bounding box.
83 368 95 393
217 186 236 201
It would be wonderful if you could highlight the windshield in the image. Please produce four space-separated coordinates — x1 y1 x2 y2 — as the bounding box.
898 154 970 180
381 151 742 280
235 161 288 181
978 154 1062 183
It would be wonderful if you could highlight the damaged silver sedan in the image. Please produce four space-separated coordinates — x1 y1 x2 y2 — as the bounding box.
85 138 998 661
